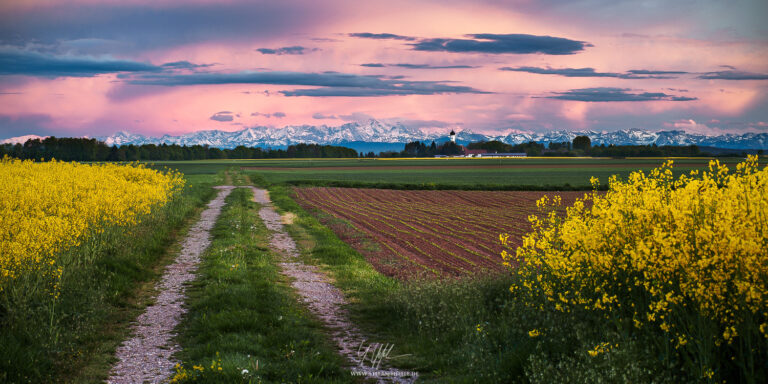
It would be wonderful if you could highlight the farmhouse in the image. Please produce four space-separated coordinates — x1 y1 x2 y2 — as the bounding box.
464 149 488 157
480 152 527 158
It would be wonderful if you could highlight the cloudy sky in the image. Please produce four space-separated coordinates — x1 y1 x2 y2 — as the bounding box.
1 0 767 139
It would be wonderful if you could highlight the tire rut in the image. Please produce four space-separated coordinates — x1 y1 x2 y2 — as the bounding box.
107 186 234 384
249 187 418 383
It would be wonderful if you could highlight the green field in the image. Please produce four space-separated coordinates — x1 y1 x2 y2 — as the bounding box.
147 157 757 189
6 156 764 383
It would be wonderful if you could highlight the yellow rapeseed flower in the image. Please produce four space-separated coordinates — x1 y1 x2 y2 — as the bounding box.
503 156 768 348
0 157 184 292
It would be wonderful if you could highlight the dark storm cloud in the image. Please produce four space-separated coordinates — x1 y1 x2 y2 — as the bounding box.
251 111 286 118
698 70 768 80
626 69 688 75
500 66 683 79
161 61 215 70
310 37 342 43
0 48 160 77
411 33 591 55
362 63 475 69
348 33 416 41
0 114 54 138
391 63 476 69
210 111 234 122
256 46 317 55
0 48 215 79
542 87 697 102
127 70 487 97
279 84 482 97
0 2 326 52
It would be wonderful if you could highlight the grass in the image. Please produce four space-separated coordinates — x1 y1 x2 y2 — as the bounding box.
0 176 218 383
264 184 533 382
263 182 708 383
147 157 758 189
170 187 353 383
6 156 755 381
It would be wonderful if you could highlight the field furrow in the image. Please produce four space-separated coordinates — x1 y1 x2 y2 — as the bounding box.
294 187 586 277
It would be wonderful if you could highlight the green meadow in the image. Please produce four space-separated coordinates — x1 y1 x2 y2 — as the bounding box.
148 157 753 189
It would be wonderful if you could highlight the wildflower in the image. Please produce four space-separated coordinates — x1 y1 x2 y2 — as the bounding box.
528 329 540 337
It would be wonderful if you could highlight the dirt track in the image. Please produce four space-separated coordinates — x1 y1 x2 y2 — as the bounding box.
107 186 234 384
250 186 417 383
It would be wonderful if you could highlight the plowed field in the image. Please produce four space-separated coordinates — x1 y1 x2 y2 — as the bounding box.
293 187 585 278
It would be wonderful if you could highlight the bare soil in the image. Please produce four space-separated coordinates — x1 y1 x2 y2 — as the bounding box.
294 187 587 278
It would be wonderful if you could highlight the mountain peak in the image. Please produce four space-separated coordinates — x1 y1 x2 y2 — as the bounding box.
1 134 48 145
81 124 768 150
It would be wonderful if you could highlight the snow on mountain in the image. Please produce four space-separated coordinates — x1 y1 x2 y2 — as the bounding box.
1 134 49 145
2 119 756 150
4 119 767 150
101 131 153 146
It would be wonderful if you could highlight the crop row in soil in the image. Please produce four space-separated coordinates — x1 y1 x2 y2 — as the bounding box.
293 187 586 278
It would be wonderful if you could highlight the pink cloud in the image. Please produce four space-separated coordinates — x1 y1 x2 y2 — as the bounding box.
1 0 767 139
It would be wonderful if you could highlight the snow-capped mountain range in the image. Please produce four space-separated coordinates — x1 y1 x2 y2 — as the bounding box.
1 134 48 145
5 119 768 150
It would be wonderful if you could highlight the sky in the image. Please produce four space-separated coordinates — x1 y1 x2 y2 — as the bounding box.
0 0 767 140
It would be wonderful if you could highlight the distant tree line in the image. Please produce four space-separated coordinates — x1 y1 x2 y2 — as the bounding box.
468 141 549 156
2 136 754 161
378 140 464 157
470 136 717 157
0 137 359 161
560 135 709 157
374 136 736 158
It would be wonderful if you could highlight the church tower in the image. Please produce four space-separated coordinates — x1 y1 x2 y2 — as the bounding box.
450 130 456 143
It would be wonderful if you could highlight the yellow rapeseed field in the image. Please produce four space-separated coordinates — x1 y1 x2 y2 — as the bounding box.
502 156 767 362
0 157 184 291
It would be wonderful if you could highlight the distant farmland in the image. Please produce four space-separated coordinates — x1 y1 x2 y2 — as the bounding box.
293 187 585 278
141 157 761 190
243 157 756 188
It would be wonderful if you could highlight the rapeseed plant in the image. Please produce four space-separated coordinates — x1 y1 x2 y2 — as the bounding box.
0 157 183 293
503 156 767 381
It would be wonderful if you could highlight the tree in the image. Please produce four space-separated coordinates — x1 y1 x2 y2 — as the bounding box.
573 135 591 152
468 140 513 153
439 141 463 155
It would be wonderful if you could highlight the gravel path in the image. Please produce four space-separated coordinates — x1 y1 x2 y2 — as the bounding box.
107 186 234 384
249 187 418 383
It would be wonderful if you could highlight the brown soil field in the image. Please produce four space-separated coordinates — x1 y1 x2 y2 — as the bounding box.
293 187 587 279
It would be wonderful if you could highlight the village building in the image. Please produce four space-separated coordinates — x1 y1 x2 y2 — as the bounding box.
435 130 527 157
